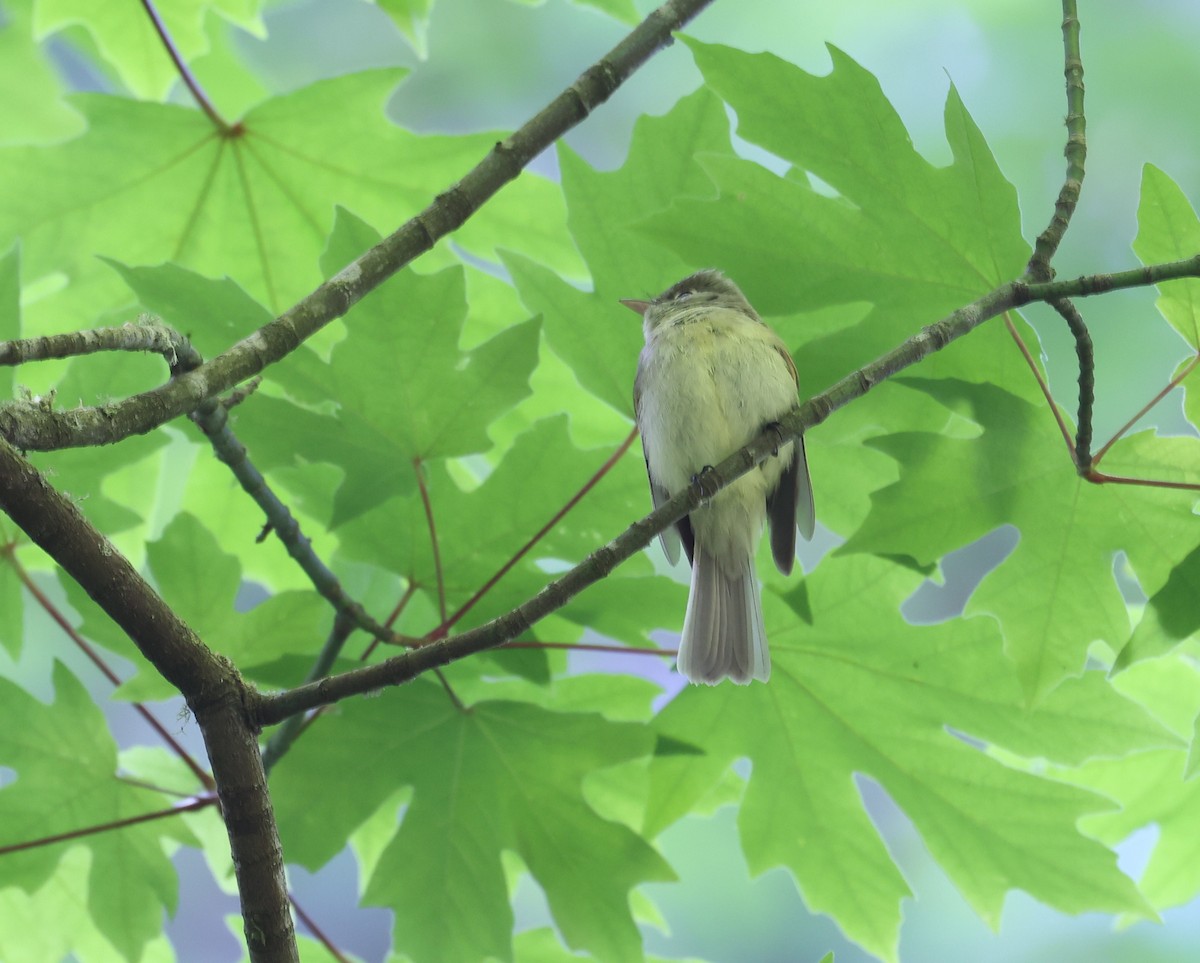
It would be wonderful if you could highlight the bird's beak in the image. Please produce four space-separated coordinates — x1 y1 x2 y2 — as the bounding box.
619 299 651 316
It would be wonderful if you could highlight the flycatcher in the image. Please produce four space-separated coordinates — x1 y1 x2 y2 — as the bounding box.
623 270 814 684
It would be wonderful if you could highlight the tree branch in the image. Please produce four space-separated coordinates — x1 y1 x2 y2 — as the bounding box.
0 438 298 963
189 396 412 647
251 260 1200 725
260 613 355 773
1026 0 1086 280
0 0 716 453
1021 0 1096 471
1047 297 1095 466
0 318 201 370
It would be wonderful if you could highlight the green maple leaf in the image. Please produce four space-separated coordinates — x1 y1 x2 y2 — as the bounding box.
637 40 1042 415
2 246 170 537
1046 656 1200 913
102 257 274 358
507 86 734 416
236 209 540 527
651 41 1028 315
63 512 334 699
647 553 1172 961
0 68 577 337
0 0 82 145
0 663 194 960
842 378 1200 700
1133 164 1200 351
272 678 673 963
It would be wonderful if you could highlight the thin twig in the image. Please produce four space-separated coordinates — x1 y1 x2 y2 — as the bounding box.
221 377 263 411
1026 0 1086 280
261 613 356 773
1017 1 1095 473
1047 297 1095 466
0 319 201 371
1019 257 1200 302
138 0 232 133
189 398 413 648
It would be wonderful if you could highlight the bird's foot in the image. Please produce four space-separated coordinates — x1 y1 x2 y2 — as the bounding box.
690 465 720 500
762 420 788 457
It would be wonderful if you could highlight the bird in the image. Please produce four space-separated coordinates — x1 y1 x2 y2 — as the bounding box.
623 269 814 684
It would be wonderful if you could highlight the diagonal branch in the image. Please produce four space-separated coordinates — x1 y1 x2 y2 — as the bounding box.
0 0 716 454
251 259 1200 726
190 395 413 647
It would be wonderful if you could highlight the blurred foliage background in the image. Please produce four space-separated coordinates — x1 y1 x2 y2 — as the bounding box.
4 0 1200 960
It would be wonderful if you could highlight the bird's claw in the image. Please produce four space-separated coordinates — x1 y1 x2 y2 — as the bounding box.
690 465 720 500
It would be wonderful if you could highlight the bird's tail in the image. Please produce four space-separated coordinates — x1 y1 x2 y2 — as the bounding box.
676 543 769 685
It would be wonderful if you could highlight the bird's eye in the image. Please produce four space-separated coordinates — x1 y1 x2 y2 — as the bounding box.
673 289 693 301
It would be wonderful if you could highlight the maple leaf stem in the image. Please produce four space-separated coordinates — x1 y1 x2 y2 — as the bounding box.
138 0 231 133
360 583 418 660
1003 314 1077 457
435 427 639 638
1085 470 1200 491
0 793 214 856
1092 354 1200 466
414 457 448 626
288 896 351 963
2 543 215 791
